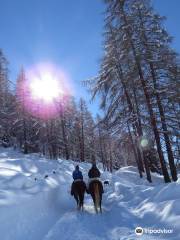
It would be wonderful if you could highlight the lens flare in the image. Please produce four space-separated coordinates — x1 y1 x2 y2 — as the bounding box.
17 62 73 119
30 74 63 102
140 138 149 148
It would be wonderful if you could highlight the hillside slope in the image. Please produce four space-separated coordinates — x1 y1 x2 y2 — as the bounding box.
0 147 180 240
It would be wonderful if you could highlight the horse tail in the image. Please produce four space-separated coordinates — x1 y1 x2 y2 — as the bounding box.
94 183 100 211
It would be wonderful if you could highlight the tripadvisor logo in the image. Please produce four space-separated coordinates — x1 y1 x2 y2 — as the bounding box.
135 227 144 236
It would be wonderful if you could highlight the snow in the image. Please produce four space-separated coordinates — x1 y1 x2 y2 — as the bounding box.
0 147 180 240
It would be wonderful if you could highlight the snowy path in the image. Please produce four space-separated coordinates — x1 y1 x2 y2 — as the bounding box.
0 148 180 240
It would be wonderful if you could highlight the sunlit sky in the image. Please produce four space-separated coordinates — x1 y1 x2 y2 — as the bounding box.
0 0 180 115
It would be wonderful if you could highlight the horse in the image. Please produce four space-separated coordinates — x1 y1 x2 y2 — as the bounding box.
88 180 104 213
71 180 87 211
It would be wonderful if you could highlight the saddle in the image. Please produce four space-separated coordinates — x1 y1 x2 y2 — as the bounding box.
88 177 100 184
74 179 83 183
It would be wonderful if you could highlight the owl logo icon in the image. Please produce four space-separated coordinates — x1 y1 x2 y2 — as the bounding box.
135 227 144 236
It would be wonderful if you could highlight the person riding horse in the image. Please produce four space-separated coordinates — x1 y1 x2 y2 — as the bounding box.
71 165 84 195
71 165 86 210
88 163 104 193
87 162 104 213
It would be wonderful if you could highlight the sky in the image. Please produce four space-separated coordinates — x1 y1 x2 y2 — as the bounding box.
0 0 180 115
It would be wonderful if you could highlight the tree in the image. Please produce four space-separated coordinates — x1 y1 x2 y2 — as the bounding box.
15 68 29 154
0 49 15 145
131 0 177 181
0 49 9 110
87 0 179 182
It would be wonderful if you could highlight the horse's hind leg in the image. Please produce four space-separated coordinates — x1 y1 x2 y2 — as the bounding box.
92 194 98 213
77 198 81 210
79 193 84 211
80 202 84 211
74 194 79 209
95 205 98 214
80 200 84 211
99 196 102 213
77 195 82 211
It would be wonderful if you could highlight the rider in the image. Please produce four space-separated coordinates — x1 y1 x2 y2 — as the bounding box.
87 156 104 194
88 163 101 179
71 165 83 195
73 165 83 180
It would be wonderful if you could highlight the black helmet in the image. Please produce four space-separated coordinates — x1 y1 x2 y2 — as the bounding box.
75 165 79 170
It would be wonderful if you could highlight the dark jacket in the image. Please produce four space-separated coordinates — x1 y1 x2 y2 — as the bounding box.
72 170 83 180
88 166 100 178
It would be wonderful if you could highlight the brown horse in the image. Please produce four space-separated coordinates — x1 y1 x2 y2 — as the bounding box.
71 180 87 211
88 180 104 213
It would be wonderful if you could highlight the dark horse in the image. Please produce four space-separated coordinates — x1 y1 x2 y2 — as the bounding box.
71 180 87 211
89 180 104 213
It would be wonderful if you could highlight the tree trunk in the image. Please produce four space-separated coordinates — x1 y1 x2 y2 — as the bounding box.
127 123 144 179
98 123 106 170
23 118 28 154
61 117 69 160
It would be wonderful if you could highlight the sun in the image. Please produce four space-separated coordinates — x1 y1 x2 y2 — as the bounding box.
20 62 73 119
30 73 63 102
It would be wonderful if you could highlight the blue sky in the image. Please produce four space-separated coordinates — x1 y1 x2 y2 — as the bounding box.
0 0 180 114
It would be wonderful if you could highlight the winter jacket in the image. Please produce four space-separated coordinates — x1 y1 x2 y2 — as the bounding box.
72 170 83 180
88 167 100 178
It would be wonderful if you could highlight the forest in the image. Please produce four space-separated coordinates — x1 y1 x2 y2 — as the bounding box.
1 1 180 239
0 0 179 184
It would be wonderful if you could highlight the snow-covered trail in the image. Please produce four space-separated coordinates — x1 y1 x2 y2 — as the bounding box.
0 148 180 240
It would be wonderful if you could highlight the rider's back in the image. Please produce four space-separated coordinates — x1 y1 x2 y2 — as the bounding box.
88 166 100 178
73 169 83 181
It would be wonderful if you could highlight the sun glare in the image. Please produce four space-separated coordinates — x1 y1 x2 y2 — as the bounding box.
30 73 63 102
17 62 73 119
140 138 149 148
